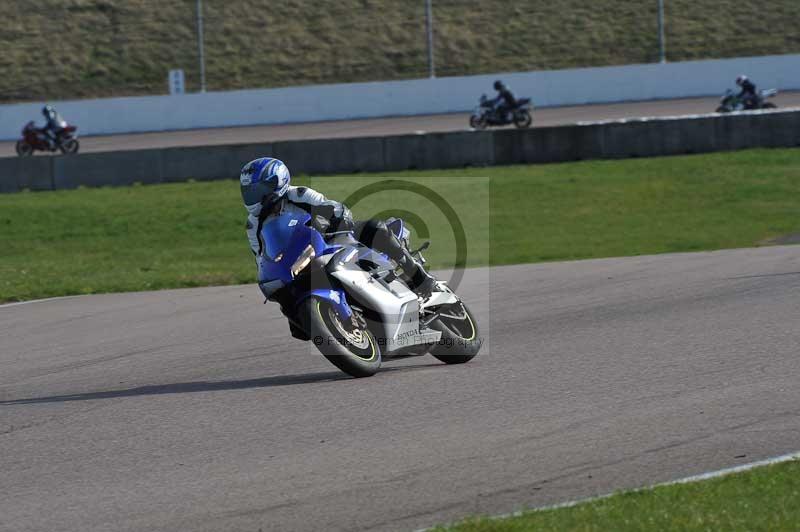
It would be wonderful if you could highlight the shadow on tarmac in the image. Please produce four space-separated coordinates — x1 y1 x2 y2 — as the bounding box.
0 363 443 405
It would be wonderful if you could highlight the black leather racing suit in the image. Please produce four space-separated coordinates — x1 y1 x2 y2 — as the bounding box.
738 79 758 109
489 87 518 121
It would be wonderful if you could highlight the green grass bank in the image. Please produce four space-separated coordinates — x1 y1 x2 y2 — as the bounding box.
2 1 800 102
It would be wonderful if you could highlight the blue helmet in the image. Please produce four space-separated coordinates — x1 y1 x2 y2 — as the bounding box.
240 157 291 216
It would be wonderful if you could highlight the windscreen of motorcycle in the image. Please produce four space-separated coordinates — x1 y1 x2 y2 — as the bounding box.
258 212 326 283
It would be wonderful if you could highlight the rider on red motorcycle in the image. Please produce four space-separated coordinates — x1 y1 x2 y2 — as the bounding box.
41 105 66 149
16 107 79 157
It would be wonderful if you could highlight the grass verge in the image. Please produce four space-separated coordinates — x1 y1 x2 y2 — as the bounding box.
1 148 800 302
2 1 800 102
434 459 800 531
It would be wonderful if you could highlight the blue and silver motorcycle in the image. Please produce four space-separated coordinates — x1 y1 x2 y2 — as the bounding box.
257 212 481 378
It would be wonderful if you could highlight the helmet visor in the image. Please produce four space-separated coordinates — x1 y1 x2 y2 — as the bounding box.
241 179 280 207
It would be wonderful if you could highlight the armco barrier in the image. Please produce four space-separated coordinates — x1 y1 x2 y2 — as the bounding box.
159 143 272 182
52 149 164 189
494 111 800 165
272 137 385 175
1 110 798 194
383 131 495 171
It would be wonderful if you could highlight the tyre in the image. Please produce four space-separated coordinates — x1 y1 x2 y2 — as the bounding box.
59 139 79 155
762 102 777 110
470 114 488 130
715 106 729 113
429 302 481 364
301 298 381 378
15 140 33 157
513 109 533 128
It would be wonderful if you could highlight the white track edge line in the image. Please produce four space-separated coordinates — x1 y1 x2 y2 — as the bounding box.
415 451 800 531
0 296 77 309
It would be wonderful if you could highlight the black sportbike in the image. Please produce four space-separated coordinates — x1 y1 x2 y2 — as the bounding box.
469 95 533 129
716 88 778 113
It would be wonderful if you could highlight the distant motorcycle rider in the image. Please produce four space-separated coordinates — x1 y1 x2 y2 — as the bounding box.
240 157 436 304
488 80 518 121
41 105 65 149
736 75 758 109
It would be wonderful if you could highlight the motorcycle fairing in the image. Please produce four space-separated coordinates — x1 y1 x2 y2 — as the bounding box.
258 212 355 320
421 290 460 309
258 278 285 300
296 288 353 321
330 266 423 351
258 211 443 352
326 245 437 352
324 239 436 348
258 212 327 284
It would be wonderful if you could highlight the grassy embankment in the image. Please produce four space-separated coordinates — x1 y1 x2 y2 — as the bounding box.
2 0 799 102
1 148 800 302
435 459 800 532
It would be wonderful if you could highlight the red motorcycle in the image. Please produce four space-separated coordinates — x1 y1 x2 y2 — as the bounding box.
16 121 80 156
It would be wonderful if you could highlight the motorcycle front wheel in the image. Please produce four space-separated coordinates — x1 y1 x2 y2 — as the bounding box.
59 139 80 155
513 110 533 128
470 114 488 130
429 302 481 365
762 103 777 110
15 141 33 157
301 298 381 378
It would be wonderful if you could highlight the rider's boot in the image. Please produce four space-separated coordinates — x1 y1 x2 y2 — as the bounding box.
397 248 436 298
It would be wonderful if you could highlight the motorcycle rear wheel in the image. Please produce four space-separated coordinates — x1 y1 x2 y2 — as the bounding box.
301 298 381 378
715 106 729 113
59 139 80 155
16 141 33 157
429 302 481 365
762 103 777 110
513 110 533 128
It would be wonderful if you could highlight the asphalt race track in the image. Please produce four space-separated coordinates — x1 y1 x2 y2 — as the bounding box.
2 245 799 531
3 92 800 157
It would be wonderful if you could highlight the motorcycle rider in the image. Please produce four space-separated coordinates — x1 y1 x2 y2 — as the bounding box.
41 105 65 149
735 75 758 109
488 80 518 122
240 157 436 303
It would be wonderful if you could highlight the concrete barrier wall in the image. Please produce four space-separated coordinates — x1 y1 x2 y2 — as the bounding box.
1 54 799 140
2 110 799 193
0 157 52 193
